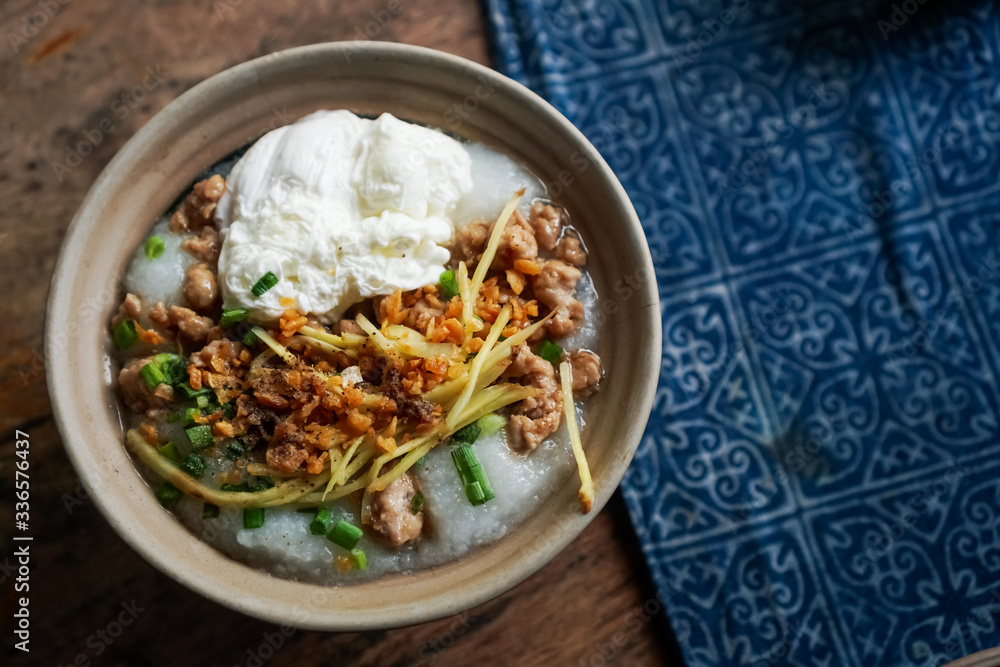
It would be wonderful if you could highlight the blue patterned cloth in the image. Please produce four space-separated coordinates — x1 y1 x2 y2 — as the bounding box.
484 1 1000 665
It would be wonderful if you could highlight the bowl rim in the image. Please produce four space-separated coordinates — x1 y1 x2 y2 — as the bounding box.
45 40 662 629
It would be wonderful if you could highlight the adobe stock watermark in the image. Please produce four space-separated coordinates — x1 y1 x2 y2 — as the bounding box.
750 616 815 666
541 108 634 200
577 585 683 667
724 415 847 528
592 264 654 329
56 599 145 667
443 75 497 130
230 586 335 666
882 249 1000 372
0 555 15 585
851 461 967 575
716 83 836 202
667 285 797 407
930 589 1000 666
18 276 128 386
61 468 115 515
344 0 417 62
412 611 476 665
842 120 966 244
50 65 169 182
876 0 930 41
448 91 633 202
234 625 296 667
7 0 70 54
236 107 296 149
670 0 752 74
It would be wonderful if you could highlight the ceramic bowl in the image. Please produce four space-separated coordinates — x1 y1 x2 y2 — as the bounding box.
946 648 1000 667
46 42 661 630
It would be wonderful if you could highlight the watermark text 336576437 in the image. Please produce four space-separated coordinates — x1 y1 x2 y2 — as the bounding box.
12 430 32 653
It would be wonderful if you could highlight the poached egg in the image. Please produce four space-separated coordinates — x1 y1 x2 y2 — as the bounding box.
216 110 473 323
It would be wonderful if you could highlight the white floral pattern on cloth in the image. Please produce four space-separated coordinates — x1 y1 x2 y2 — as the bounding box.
485 0 1000 664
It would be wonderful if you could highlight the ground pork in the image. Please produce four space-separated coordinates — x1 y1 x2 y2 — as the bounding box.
336 319 365 336
452 220 489 265
370 473 424 546
529 202 562 252
505 344 562 452
569 350 602 398
492 209 538 270
374 290 450 334
181 227 220 263
189 338 246 373
405 297 446 333
118 357 171 413
168 174 226 233
554 234 587 266
154 304 215 342
111 293 142 329
532 259 584 338
182 263 218 312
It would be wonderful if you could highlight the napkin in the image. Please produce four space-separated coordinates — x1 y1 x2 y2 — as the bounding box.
484 1 1000 664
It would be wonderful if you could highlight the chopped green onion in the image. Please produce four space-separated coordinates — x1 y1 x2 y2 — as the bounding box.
113 319 138 349
224 441 246 460
202 503 219 519
349 547 367 570
465 480 486 505
161 358 188 387
327 519 363 551
452 444 477 479
177 382 212 399
155 482 182 508
476 413 506 437
452 444 495 506
186 424 214 451
243 507 266 529
184 407 201 426
439 269 459 299
157 441 182 464
251 271 279 297
144 235 165 260
220 482 251 493
180 452 206 479
220 308 249 329
411 490 425 514
538 339 564 366
310 507 333 535
452 422 481 445
222 401 237 419
251 476 274 491
243 330 258 347
195 394 211 409
139 361 166 390
137 353 186 388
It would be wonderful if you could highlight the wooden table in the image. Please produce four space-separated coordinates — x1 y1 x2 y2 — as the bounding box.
0 1 677 664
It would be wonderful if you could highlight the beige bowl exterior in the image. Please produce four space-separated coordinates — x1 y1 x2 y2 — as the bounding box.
46 42 661 630
946 649 1000 667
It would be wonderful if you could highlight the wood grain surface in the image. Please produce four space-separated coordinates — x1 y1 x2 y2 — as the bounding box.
0 1 679 665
